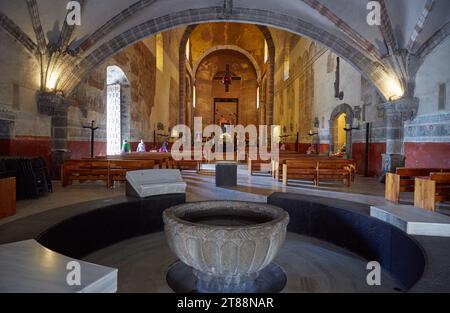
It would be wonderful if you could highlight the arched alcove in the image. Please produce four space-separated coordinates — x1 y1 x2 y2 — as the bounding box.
329 103 354 158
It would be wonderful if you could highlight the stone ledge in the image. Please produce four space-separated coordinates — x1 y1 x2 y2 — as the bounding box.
370 205 450 237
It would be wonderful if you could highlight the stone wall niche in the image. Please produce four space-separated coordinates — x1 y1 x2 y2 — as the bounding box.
328 103 354 158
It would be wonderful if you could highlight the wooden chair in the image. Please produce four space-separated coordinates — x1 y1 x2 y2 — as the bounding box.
414 173 450 211
385 168 450 203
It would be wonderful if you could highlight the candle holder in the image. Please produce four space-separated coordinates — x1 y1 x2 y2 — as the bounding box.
344 125 360 132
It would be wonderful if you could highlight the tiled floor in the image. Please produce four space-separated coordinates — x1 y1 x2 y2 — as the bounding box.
2 165 448 226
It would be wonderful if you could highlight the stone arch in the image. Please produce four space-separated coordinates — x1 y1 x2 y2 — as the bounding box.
178 24 274 125
61 7 395 106
329 103 354 158
193 45 261 82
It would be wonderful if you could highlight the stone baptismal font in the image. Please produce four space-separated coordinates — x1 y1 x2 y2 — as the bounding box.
163 201 290 293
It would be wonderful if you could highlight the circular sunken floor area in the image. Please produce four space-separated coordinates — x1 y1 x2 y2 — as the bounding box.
84 232 403 293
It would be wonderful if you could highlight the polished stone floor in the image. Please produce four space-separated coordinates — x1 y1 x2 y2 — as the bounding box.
3 165 448 226
84 232 402 293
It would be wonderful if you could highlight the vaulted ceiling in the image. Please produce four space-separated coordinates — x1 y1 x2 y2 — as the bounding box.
189 22 265 70
1 0 449 98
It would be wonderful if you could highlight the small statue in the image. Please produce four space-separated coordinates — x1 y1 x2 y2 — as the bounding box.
137 139 146 153
159 141 169 153
121 140 131 154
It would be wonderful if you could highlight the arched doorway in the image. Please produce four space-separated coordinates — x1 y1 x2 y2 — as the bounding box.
332 113 347 154
329 103 354 158
106 65 130 155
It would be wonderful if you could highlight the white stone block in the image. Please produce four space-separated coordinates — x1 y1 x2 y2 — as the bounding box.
126 169 187 198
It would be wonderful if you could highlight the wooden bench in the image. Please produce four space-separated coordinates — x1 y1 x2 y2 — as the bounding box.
282 159 354 187
272 154 314 179
61 159 155 188
282 160 317 186
275 155 354 181
62 160 110 187
108 160 155 186
248 158 272 175
97 152 171 169
385 168 450 203
414 173 450 211
172 160 201 172
317 160 352 187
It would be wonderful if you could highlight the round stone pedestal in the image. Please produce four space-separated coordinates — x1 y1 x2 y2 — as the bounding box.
167 261 287 293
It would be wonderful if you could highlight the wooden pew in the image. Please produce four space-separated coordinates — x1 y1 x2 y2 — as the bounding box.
61 159 155 187
414 173 450 211
316 160 352 187
62 160 110 187
272 153 312 180
98 153 171 169
274 155 354 181
172 160 201 172
108 160 155 186
282 160 317 186
248 158 272 175
385 168 450 203
281 159 354 187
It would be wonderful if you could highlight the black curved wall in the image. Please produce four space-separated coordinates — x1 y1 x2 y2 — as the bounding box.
37 194 186 259
37 192 425 291
268 192 426 290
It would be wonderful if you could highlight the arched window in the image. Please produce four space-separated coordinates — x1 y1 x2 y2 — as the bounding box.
264 40 269 64
186 38 191 61
106 66 129 155
283 52 290 81
156 33 164 71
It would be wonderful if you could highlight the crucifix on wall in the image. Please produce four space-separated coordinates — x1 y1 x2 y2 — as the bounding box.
213 64 241 92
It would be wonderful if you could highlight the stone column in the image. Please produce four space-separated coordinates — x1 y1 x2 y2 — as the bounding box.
37 92 72 179
380 97 419 182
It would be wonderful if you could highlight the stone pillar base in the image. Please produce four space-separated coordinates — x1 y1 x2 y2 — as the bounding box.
379 153 405 183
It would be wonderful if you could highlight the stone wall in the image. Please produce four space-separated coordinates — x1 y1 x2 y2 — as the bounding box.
0 31 52 165
67 28 182 157
271 29 387 175
409 37 450 168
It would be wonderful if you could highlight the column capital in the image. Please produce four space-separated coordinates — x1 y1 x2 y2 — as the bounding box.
381 97 419 121
0 103 16 121
36 91 69 116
